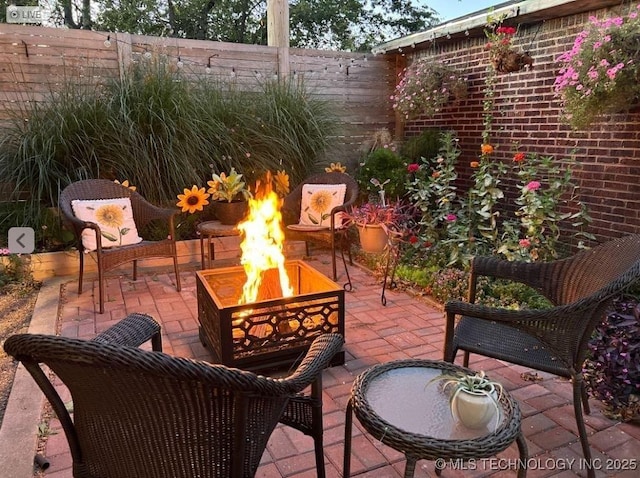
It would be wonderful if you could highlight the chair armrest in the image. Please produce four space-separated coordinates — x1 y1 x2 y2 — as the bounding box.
92 313 162 351
284 334 344 392
444 300 558 322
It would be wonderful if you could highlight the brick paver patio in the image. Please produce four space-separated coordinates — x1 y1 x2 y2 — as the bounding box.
28 254 640 477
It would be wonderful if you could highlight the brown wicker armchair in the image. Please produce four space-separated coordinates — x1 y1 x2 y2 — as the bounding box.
281 172 358 289
4 316 344 478
59 179 181 314
443 234 640 478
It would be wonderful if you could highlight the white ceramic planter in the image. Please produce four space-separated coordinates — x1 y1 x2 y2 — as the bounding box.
452 387 499 430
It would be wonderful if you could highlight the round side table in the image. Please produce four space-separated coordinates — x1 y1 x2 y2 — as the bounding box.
343 359 528 478
196 220 240 269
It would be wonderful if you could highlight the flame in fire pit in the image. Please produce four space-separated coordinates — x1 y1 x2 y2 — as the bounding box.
236 175 293 304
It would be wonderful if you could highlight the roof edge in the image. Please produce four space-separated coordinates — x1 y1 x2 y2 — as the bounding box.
371 0 580 55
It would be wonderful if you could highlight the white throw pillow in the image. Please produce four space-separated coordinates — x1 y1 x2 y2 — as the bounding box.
299 184 347 228
71 198 143 252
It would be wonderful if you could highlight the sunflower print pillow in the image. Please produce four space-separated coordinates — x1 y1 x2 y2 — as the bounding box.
299 184 347 228
71 198 143 252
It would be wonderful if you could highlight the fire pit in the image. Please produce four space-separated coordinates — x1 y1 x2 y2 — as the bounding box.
196 259 345 371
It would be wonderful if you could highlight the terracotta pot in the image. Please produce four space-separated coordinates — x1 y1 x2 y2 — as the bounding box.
452 388 499 430
357 224 389 253
213 200 248 225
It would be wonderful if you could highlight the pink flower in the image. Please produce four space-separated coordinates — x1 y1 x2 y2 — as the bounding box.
525 181 541 191
407 163 420 173
519 238 531 248
445 214 457 222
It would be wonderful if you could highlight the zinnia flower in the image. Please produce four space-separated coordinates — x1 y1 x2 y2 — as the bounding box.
519 238 531 248
409 235 418 244
481 144 494 155
407 163 420 173
445 213 457 222
432 171 441 178
513 152 526 162
470 161 480 168
525 181 541 191
177 186 210 214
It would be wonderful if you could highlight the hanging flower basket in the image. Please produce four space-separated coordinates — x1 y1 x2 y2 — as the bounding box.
391 60 468 120
554 7 640 129
491 49 534 74
484 20 533 74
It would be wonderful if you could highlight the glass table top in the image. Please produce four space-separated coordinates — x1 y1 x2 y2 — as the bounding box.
364 366 504 440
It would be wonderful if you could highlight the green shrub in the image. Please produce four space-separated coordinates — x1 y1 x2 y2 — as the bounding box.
356 148 407 201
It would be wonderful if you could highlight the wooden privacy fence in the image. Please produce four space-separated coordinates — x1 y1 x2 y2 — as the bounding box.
0 24 396 169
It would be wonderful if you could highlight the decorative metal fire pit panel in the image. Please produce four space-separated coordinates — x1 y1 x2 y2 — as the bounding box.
196 260 344 371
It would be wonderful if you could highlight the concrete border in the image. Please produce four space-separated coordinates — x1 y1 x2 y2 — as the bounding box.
0 277 64 478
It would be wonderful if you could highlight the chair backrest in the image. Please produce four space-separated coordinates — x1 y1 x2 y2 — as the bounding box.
59 179 160 231
282 172 358 225
538 234 640 306
4 333 343 478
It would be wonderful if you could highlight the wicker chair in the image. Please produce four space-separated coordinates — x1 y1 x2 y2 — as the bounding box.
4 316 344 478
59 179 181 314
281 172 358 289
443 234 640 478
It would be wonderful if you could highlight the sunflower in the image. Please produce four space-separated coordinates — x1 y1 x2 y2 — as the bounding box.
309 190 333 214
114 179 136 191
96 204 125 228
325 162 346 173
273 170 290 196
177 186 210 214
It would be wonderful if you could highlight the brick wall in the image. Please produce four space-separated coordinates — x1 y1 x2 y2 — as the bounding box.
398 4 640 244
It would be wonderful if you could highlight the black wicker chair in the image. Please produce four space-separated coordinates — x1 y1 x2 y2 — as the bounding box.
443 234 640 478
281 172 358 289
59 179 181 314
5 316 344 478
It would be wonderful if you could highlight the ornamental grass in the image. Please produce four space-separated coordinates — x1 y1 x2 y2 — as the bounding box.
0 56 336 234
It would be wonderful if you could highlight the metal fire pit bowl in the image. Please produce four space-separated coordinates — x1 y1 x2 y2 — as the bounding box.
196 260 345 372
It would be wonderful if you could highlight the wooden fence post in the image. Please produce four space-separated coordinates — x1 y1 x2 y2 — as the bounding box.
267 0 290 78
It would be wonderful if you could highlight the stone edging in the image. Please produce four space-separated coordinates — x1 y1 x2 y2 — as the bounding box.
0 277 65 478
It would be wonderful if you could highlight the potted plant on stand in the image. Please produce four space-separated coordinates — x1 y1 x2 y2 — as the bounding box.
346 201 404 254
207 167 253 225
428 370 503 431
